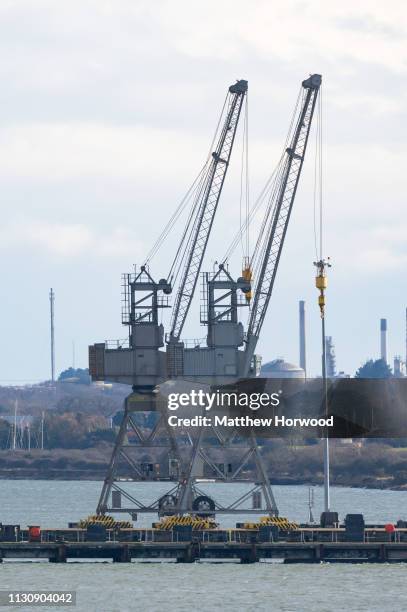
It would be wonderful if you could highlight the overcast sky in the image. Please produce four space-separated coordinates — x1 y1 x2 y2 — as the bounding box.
0 0 406 383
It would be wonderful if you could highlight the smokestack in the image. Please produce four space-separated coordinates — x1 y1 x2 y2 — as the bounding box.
299 300 306 377
325 336 336 378
380 318 387 363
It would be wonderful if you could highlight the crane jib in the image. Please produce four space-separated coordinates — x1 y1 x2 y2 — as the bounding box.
243 74 321 375
168 80 248 344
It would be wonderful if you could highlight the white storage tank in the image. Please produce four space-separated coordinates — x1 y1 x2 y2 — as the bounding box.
260 358 305 379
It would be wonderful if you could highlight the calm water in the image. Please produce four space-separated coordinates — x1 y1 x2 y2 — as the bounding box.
0 479 406 526
1 563 407 612
0 481 406 611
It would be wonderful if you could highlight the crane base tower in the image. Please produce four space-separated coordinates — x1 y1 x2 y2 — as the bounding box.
96 390 278 519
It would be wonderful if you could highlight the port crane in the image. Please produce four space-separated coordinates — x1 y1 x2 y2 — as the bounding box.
89 78 248 391
93 78 248 515
166 73 322 385
172 73 322 517
90 74 321 518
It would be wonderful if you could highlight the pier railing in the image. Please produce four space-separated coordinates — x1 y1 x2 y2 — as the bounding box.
12 526 407 546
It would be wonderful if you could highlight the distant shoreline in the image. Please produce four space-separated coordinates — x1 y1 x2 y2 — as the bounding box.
0 471 405 492
1 441 406 492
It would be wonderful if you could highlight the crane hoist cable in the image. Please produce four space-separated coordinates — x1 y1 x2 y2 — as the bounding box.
222 160 280 264
313 86 324 261
168 79 248 343
238 93 250 260
166 83 248 290
171 89 249 293
143 91 229 267
144 162 207 266
242 74 322 375
221 87 303 266
314 86 330 320
167 98 233 286
316 87 324 261
311 85 331 515
245 94 250 258
167 167 208 286
247 90 307 281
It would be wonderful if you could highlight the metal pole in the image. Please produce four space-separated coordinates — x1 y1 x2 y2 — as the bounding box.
308 486 315 524
321 315 330 512
315 257 331 514
299 300 307 377
13 399 17 450
41 411 44 450
50 289 55 383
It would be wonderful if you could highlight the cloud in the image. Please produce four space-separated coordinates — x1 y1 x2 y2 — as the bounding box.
0 122 209 181
0 0 406 380
358 247 407 271
0 219 142 258
331 223 407 273
359 225 407 270
151 1 407 72
331 92 404 116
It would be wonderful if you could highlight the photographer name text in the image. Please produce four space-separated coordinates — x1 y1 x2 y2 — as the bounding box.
167 414 334 428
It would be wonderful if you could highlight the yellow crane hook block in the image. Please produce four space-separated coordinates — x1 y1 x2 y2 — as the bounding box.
242 260 253 303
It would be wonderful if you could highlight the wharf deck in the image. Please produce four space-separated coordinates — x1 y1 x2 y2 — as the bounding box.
1 540 407 563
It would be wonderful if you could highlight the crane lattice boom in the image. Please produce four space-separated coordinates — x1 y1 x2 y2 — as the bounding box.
244 74 321 373
169 79 248 343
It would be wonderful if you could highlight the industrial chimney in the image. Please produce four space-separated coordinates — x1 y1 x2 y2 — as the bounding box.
394 356 402 378
299 300 306 377
325 336 336 378
380 318 387 364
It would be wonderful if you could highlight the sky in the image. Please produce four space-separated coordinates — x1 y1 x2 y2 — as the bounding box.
0 0 406 383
